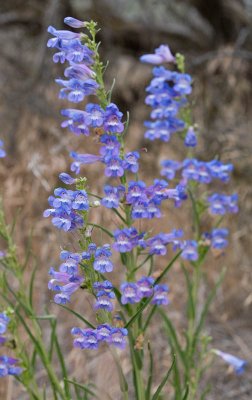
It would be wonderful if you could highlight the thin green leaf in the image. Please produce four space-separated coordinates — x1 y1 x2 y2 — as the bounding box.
152 355 176 400
87 223 113 238
182 384 189 400
154 251 182 286
158 308 186 368
53 323 71 398
146 342 154 400
29 264 38 308
181 263 195 321
57 304 96 329
143 305 157 332
65 379 98 398
192 267 226 352
32 315 56 320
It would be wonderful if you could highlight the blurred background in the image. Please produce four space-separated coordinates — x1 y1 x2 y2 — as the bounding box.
0 0 252 398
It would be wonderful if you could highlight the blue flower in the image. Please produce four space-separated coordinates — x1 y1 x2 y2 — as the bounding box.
160 160 181 180
0 140 6 158
140 45 175 64
120 282 142 304
126 181 147 204
210 228 229 249
214 350 247 374
103 103 124 134
64 17 85 28
93 245 114 273
48 266 84 304
137 277 154 298
113 228 144 253
184 127 197 147
59 251 82 274
181 240 198 261
101 185 125 209
104 156 125 178
151 284 169 305
85 103 104 127
0 313 9 335
96 324 112 342
0 356 23 377
123 152 140 173
72 328 99 350
59 172 76 185
207 193 238 215
109 328 128 349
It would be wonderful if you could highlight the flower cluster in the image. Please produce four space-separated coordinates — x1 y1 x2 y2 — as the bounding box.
71 325 128 350
45 17 240 369
43 187 89 231
120 277 169 306
141 46 192 142
0 313 22 377
207 193 238 215
161 158 234 184
48 251 84 304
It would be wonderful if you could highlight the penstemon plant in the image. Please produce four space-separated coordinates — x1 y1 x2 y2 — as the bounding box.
0 16 247 400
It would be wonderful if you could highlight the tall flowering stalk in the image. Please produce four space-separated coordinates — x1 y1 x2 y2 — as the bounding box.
0 17 246 400
44 17 245 399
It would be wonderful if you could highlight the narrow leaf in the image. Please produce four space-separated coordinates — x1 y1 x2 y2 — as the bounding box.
158 308 186 368
57 303 96 329
65 379 98 398
152 355 176 400
146 342 154 400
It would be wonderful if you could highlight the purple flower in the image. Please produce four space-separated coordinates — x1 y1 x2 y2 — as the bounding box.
173 73 192 96
101 185 125 209
72 190 89 210
120 282 142 304
72 328 99 350
146 231 182 255
160 160 181 180
85 103 104 127
93 245 114 273
123 152 140 173
208 160 233 182
126 181 147 204
214 350 247 374
181 240 198 261
184 127 197 147
0 140 6 158
109 328 128 349
211 228 229 249
93 281 115 312
59 173 76 185
151 284 169 305
103 103 124 134
48 267 84 304
59 251 82 274
99 134 121 158
48 25 81 40
0 313 9 335
64 17 85 28
0 356 22 377
140 45 175 65
113 228 143 253
96 324 112 342
104 156 125 178
207 193 238 215
137 277 154 298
